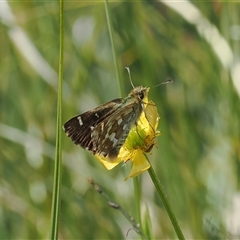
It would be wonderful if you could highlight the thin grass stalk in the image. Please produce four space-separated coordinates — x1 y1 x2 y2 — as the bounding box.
49 0 64 239
104 1 147 238
104 0 123 95
133 177 145 240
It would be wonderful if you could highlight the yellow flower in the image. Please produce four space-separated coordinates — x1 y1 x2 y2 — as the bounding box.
96 98 160 180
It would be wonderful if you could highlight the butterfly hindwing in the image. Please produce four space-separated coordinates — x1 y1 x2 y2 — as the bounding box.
92 100 143 158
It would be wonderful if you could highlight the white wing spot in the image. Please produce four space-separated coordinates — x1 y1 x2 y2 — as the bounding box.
110 132 118 145
100 122 104 131
105 133 109 139
95 113 99 118
77 116 83 126
90 126 94 130
110 132 116 140
117 118 123 125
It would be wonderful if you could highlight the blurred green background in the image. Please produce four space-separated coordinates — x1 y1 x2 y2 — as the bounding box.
1 1 240 239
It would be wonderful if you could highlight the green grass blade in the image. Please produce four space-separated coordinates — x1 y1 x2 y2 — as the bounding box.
104 0 123 95
49 0 64 239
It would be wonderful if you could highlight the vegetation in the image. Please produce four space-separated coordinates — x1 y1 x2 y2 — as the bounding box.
1 1 240 239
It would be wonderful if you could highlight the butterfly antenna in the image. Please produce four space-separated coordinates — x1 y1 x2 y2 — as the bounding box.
125 67 135 89
152 79 173 88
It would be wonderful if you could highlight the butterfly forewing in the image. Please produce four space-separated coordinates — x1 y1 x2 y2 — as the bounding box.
63 98 123 152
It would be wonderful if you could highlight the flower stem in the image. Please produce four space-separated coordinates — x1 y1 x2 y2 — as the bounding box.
146 156 185 240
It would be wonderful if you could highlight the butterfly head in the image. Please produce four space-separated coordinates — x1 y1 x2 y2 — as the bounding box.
129 86 149 102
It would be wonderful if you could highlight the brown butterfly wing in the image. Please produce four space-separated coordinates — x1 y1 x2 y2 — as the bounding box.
92 100 143 158
63 98 123 153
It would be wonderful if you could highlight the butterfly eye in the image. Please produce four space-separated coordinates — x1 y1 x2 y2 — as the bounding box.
139 91 145 100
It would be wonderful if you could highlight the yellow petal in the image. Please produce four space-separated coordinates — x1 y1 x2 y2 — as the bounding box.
96 155 122 170
144 101 160 130
125 150 150 180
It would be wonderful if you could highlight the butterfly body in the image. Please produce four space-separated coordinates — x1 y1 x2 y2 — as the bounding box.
63 86 149 159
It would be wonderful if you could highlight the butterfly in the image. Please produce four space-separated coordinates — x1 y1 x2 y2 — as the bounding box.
63 86 149 160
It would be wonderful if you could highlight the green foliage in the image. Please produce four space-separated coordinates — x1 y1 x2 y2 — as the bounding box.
1 1 240 239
